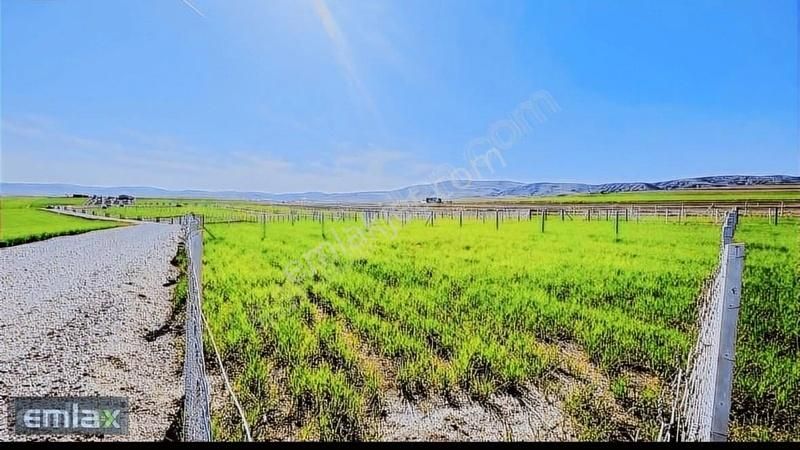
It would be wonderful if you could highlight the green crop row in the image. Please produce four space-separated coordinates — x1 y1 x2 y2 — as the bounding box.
201 216 736 440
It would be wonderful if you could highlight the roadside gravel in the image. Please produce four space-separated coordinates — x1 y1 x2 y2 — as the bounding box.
0 223 183 441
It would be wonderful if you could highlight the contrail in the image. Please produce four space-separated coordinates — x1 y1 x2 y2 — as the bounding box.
180 0 206 18
312 0 377 117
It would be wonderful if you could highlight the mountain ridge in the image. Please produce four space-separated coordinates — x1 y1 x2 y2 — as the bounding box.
2 175 798 203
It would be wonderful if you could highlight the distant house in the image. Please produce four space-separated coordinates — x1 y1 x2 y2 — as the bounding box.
118 194 135 205
71 193 89 198
425 197 443 204
84 194 135 207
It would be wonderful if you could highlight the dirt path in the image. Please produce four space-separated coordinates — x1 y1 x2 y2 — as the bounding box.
0 223 183 441
380 387 575 441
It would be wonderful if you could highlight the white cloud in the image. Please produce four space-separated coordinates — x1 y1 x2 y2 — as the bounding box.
1 116 436 193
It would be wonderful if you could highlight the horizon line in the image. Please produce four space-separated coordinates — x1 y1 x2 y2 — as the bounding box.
2 173 799 197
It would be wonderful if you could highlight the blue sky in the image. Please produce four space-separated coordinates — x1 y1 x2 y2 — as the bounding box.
2 0 797 193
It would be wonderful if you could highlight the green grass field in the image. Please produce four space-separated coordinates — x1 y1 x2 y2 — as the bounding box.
195 213 798 441
731 218 800 440
104 199 288 223
200 215 728 440
0 197 121 247
105 204 235 221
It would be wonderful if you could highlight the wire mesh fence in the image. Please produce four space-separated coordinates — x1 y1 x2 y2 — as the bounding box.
663 210 745 442
182 214 212 441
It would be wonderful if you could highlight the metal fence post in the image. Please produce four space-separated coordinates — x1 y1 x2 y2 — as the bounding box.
710 243 745 442
722 219 733 246
669 209 745 442
540 209 545 233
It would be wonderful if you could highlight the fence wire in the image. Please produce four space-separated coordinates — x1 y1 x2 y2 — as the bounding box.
666 210 743 442
182 214 212 441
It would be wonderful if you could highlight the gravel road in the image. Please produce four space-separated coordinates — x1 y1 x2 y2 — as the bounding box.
0 223 183 441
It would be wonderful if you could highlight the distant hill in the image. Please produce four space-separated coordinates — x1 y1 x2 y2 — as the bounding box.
2 175 798 203
501 175 800 197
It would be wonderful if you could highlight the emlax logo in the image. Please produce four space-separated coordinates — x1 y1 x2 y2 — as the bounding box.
13 397 128 435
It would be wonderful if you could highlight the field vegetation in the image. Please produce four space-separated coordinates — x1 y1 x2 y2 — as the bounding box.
0 196 120 247
732 218 800 440
201 215 733 440
104 199 288 223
